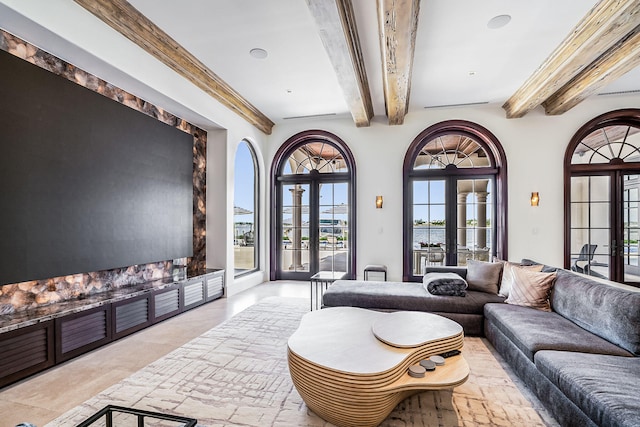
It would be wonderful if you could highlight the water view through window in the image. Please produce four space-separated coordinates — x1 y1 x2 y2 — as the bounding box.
403 121 507 280
234 141 258 275
272 134 355 280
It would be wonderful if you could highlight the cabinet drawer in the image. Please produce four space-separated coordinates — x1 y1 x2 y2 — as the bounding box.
0 321 54 388
183 279 205 309
113 295 151 339
153 287 180 321
206 274 224 301
56 306 111 362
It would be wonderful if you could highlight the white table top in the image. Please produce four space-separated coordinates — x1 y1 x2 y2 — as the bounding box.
288 307 463 374
310 271 346 281
372 311 463 348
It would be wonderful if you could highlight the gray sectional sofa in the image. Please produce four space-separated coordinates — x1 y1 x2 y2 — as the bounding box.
486 268 640 427
322 264 640 427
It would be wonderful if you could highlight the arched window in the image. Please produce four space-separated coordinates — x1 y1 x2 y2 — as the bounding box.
233 140 258 276
403 120 507 281
271 130 356 281
565 109 640 286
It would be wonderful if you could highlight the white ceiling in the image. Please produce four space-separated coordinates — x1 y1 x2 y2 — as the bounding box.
2 0 640 128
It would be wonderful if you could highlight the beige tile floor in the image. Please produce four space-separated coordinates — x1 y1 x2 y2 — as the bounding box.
0 280 309 427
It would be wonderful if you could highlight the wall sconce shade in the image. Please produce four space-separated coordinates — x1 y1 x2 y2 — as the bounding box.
375 195 383 209
530 192 539 206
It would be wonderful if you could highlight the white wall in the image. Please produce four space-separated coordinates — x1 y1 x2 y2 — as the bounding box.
267 95 640 281
205 118 270 296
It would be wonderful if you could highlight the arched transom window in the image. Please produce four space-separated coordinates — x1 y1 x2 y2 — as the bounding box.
282 142 348 174
571 124 640 165
414 134 489 169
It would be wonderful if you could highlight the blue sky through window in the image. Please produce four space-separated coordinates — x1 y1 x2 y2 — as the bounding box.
234 142 255 222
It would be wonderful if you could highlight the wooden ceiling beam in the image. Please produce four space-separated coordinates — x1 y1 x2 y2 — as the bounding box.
377 0 420 125
503 0 640 119
306 0 374 127
74 0 275 134
543 25 640 115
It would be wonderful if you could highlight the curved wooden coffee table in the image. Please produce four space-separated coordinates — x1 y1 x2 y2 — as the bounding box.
287 307 469 427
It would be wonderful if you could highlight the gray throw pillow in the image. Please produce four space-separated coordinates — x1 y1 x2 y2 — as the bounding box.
498 261 543 297
505 268 557 311
465 259 503 294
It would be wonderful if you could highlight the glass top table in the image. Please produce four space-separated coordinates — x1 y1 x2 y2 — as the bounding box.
309 271 346 310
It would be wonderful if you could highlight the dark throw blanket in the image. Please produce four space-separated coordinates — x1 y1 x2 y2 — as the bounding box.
423 272 467 297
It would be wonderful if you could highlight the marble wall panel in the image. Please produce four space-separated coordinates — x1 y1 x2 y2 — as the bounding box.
0 30 207 313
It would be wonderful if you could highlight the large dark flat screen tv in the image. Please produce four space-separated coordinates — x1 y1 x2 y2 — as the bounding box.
0 49 193 286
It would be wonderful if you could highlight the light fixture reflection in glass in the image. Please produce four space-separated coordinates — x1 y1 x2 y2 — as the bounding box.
530 192 539 206
376 195 383 209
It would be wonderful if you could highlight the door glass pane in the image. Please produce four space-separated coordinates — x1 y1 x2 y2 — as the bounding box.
430 180 446 203
319 182 349 274
570 176 610 279
412 180 446 274
457 179 492 265
624 174 640 283
413 181 429 204
281 184 310 272
589 202 610 228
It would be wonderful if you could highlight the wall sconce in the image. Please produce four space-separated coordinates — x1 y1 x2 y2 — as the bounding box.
530 192 540 206
375 195 383 209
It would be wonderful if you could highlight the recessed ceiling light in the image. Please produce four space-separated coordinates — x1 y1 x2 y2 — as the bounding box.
249 48 268 59
487 14 511 29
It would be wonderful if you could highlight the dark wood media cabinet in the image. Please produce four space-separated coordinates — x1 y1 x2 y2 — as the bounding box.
0 269 224 388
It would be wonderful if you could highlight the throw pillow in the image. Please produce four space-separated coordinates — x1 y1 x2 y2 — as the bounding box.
505 268 557 311
498 261 543 297
465 259 503 294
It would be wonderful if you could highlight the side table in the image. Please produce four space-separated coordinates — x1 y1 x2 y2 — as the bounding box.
364 264 387 281
310 271 346 310
77 404 197 426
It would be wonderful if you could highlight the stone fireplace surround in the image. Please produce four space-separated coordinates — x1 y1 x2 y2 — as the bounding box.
0 30 207 315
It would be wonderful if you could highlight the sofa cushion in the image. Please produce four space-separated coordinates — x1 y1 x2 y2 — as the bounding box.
552 269 640 355
465 260 502 294
323 280 505 314
505 268 556 311
520 258 558 273
535 350 640 427
484 303 633 362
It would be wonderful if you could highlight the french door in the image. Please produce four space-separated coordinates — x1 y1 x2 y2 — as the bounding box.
569 172 640 284
270 131 356 282
403 121 507 281
410 176 494 277
565 110 640 287
276 180 351 280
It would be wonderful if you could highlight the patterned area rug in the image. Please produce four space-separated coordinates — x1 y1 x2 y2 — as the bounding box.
46 297 556 427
